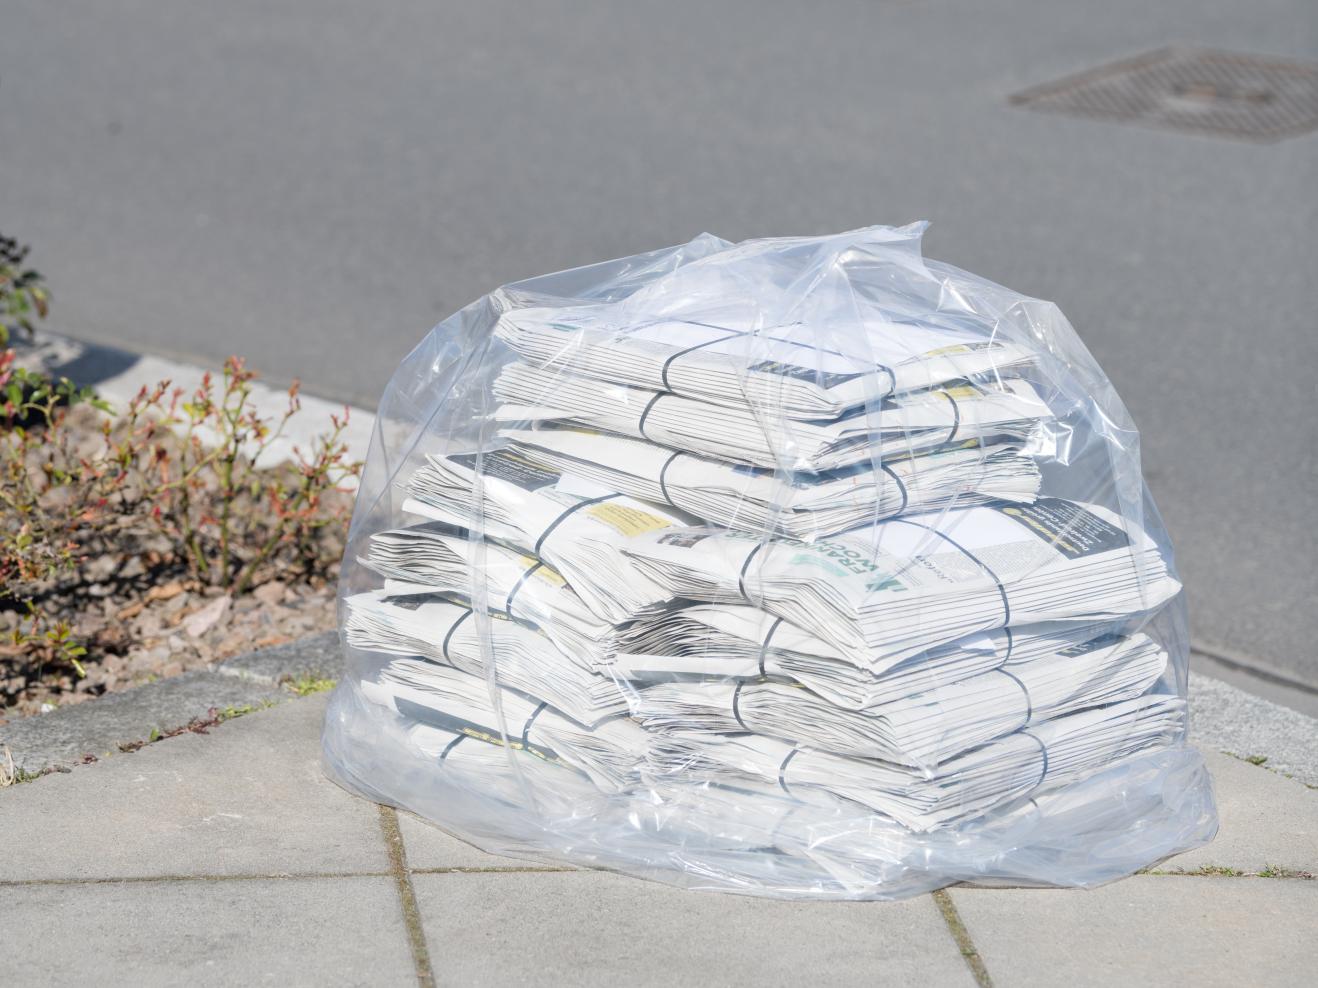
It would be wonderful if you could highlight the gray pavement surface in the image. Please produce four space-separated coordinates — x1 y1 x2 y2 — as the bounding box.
1190 673 1318 786
1 3 1315 697
1 692 1315 987
0 632 340 775
949 878 1316 987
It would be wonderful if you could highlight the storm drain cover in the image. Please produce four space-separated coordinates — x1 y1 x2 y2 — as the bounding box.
1011 47 1318 142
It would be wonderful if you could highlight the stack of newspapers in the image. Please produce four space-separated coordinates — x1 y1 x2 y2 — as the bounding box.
347 302 1185 852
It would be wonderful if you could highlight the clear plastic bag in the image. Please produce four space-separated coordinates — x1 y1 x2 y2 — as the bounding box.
322 224 1218 899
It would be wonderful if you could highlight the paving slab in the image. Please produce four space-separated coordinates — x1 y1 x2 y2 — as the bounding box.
0 876 414 988
951 876 1317 987
396 808 569 872
412 870 971 986
0 695 388 880
1160 749 1318 874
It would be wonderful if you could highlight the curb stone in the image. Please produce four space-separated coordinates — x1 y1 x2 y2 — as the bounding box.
12 331 375 475
0 632 341 776
4 631 1317 798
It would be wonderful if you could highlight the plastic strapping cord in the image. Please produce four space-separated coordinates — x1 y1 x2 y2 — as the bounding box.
731 680 750 731
900 522 1011 628
879 463 910 517
438 733 466 762
441 609 474 663
658 329 749 393
939 388 962 444
737 541 766 601
777 748 800 796
1002 625 1015 662
1020 730 1050 790
534 493 620 557
757 617 785 676
996 667 1034 729
502 562 542 622
657 451 683 510
521 701 549 748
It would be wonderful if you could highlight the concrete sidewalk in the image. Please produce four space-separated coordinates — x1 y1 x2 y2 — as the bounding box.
1 693 1314 987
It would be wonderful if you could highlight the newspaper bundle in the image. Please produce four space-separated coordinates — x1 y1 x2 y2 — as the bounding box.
632 630 1167 768
344 591 629 726
644 694 1185 831
620 499 1181 664
494 306 1036 419
501 426 1041 540
402 449 691 624
493 360 1051 472
359 524 618 667
614 608 1138 708
345 307 1185 851
363 660 647 793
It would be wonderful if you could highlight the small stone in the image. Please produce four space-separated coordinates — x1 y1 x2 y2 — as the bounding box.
145 581 186 603
252 581 288 607
184 595 231 637
83 554 119 582
161 662 183 678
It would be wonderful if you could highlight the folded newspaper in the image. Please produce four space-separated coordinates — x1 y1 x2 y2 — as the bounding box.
501 426 1042 540
493 361 1051 472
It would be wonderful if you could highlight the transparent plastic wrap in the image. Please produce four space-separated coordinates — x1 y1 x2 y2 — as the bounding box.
323 224 1218 899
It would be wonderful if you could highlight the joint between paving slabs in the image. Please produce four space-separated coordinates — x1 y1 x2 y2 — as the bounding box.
1140 865 1315 880
0 863 579 889
379 805 438 988
933 889 995 988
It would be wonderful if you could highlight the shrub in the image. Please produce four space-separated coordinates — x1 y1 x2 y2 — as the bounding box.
1 235 361 695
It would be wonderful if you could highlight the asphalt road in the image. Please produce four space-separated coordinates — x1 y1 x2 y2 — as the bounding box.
2 1 1315 697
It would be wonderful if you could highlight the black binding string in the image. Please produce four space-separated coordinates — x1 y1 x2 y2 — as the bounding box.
939 388 962 445
657 451 683 511
756 617 785 677
731 680 750 731
879 463 910 517
441 609 474 663
996 667 1034 729
502 563 542 622
521 701 549 748
737 541 767 602
898 521 1011 628
636 391 667 443
438 733 466 762
777 748 800 796
658 329 749 393
1020 730 1050 790
534 493 620 557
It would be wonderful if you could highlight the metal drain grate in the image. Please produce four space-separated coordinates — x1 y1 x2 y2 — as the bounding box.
1011 47 1318 142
